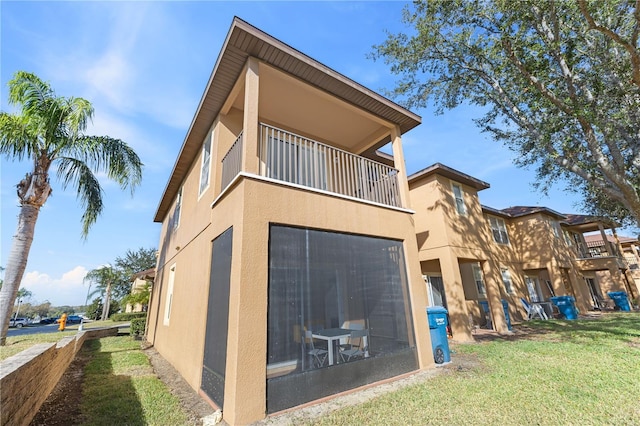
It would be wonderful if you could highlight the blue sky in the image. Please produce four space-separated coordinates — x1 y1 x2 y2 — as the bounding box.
1 1 596 307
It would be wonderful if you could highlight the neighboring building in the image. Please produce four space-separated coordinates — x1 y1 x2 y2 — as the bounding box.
582 234 640 301
408 163 636 341
146 18 433 425
125 268 155 313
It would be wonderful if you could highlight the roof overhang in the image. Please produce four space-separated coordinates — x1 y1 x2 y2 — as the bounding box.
562 214 620 232
408 163 490 191
154 17 421 222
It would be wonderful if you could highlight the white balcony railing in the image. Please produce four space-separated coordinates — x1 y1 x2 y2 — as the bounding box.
221 132 243 190
258 123 401 207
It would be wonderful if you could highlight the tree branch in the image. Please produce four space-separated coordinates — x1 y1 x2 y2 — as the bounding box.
578 0 640 88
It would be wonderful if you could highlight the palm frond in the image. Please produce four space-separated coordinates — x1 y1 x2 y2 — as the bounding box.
0 113 38 160
7 71 54 117
62 136 143 194
55 157 104 237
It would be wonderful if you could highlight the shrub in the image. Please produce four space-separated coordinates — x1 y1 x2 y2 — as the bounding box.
131 317 146 337
111 312 146 322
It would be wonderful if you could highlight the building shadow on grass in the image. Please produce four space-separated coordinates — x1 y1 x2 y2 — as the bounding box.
81 339 146 425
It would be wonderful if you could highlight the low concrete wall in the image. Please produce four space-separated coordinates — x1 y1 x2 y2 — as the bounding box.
0 326 121 426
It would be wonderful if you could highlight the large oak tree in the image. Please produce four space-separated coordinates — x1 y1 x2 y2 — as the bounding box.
373 0 640 228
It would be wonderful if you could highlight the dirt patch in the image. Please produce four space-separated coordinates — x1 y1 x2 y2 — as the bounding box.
142 343 218 425
29 348 90 426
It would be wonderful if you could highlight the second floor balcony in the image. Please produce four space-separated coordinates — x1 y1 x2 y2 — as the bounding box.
221 123 402 208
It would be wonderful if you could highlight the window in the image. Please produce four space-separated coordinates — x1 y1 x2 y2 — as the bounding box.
424 275 447 308
501 268 514 293
489 216 510 245
266 226 417 413
472 263 486 296
452 183 466 215
163 264 176 326
550 220 561 238
199 134 212 196
563 230 573 246
172 187 183 231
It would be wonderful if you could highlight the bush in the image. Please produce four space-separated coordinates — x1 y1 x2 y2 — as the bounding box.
111 312 146 322
131 317 146 337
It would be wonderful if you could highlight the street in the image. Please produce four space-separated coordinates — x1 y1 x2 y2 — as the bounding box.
6 323 79 337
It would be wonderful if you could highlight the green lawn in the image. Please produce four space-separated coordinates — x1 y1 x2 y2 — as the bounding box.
2 324 192 425
80 336 190 426
307 313 640 425
0 320 128 361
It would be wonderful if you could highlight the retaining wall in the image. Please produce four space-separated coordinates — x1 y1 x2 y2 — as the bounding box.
0 326 121 426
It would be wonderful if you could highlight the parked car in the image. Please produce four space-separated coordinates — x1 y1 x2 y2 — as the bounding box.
39 317 58 325
56 315 82 324
9 318 28 328
66 315 83 324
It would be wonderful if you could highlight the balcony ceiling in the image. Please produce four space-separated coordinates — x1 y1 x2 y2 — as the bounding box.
155 17 421 222
228 64 393 152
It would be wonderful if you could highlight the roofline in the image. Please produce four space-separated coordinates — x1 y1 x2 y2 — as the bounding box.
481 205 512 218
408 163 490 191
154 17 422 222
502 206 567 220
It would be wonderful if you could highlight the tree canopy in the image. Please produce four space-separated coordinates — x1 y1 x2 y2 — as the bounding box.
84 247 156 319
373 0 640 229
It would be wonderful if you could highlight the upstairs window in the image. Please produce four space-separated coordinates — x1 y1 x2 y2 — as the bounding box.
452 183 466 215
172 186 183 231
199 134 212 196
550 220 561 238
489 216 510 245
163 264 176 326
501 268 514 293
472 263 486 296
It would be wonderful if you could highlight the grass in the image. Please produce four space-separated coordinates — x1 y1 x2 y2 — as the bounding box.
2 322 191 425
307 312 640 426
80 336 190 426
0 320 128 361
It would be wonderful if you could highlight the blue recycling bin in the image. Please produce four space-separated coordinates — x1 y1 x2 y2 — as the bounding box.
608 291 631 311
550 295 579 319
426 306 451 364
501 299 512 331
478 300 512 330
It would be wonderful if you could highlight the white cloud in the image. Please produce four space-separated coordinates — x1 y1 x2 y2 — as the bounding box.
22 266 90 306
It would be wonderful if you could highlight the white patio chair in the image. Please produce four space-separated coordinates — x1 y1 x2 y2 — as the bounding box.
521 298 548 320
302 330 328 368
339 329 368 362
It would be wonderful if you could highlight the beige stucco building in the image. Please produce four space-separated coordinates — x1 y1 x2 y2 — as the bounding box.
125 268 154 313
408 163 636 342
146 18 434 425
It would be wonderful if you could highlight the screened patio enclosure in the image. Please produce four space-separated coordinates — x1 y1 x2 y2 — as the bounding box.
267 225 418 412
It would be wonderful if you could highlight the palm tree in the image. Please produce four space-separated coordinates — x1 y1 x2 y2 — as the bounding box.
0 71 142 344
84 265 118 321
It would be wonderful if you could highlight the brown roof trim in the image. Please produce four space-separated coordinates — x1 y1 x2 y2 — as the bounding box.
408 163 490 191
500 206 567 220
562 213 619 228
481 205 512 218
154 17 422 222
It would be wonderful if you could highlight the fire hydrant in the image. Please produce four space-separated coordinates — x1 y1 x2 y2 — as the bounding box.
58 313 68 331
